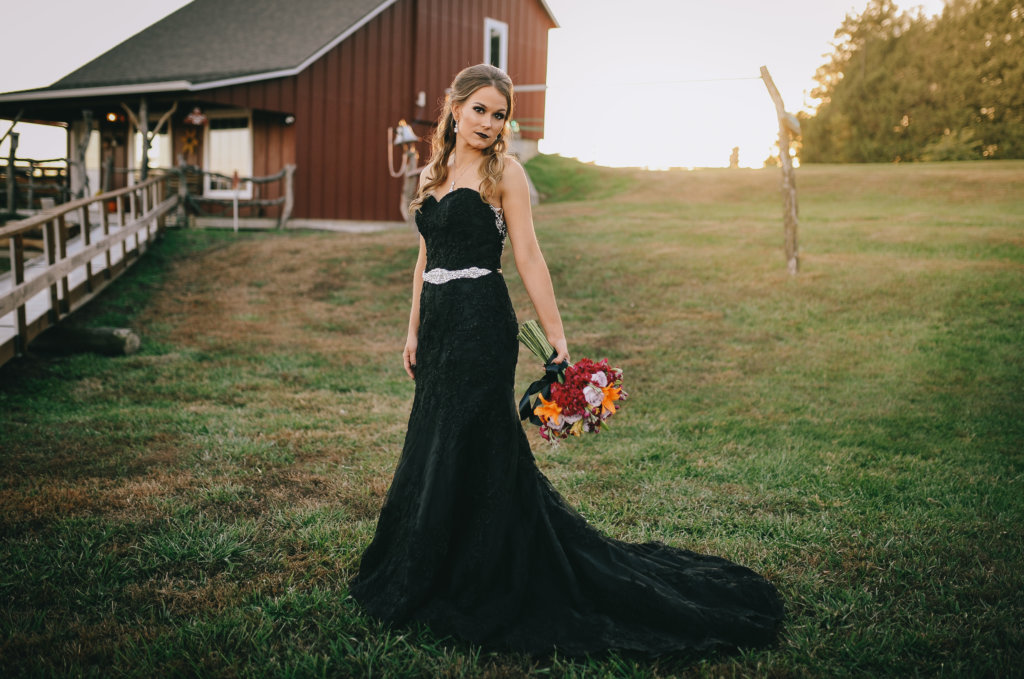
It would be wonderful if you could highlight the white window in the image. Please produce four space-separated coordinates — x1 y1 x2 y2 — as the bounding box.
132 129 170 172
484 18 508 72
203 111 253 198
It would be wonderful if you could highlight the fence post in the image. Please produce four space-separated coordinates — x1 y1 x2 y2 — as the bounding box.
12 234 26 354
101 191 112 278
156 176 165 231
81 202 93 291
117 194 127 262
278 164 296 228
44 218 60 322
58 213 69 312
141 181 151 247
176 166 188 227
760 65 800 276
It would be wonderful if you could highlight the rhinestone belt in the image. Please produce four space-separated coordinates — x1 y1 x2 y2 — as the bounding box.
422 266 502 285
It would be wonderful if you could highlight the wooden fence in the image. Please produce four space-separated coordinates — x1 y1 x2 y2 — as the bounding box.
185 164 296 228
1 158 69 214
0 173 177 367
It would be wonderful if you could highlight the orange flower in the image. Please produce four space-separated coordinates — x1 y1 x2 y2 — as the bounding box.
600 386 621 414
533 393 562 426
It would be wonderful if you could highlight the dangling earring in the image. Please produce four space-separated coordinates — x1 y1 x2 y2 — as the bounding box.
453 119 459 133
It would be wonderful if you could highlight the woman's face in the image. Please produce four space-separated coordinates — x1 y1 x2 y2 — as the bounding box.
454 85 508 150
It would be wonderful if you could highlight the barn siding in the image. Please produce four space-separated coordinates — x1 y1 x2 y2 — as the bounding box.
412 0 552 142
197 0 552 221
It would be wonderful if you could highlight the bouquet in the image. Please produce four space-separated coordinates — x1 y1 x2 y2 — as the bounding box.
517 320 628 440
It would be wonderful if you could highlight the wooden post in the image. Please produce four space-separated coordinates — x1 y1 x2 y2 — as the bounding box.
73 111 94 199
58 213 69 312
278 164 296 228
139 97 149 182
101 192 111 278
176 165 188 227
12 233 26 354
81 203 93 291
760 66 799 276
117 194 127 262
128 180 137 226
102 153 114 193
6 131 17 214
231 170 239 233
44 219 60 323
31 326 141 356
0 111 22 146
156 177 165 231
27 160 35 210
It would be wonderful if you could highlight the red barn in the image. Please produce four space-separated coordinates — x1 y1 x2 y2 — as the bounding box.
0 0 557 223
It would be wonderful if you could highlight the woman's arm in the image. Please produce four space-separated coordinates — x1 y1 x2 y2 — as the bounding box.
403 236 427 379
501 158 570 364
403 165 433 379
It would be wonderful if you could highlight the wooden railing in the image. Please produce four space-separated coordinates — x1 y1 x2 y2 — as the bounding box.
1 158 69 213
184 164 296 228
0 173 178 367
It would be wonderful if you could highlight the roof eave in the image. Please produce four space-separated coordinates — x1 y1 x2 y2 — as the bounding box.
0 80 192 103
2 0 402 103
0 0 556 105
538 0 559 27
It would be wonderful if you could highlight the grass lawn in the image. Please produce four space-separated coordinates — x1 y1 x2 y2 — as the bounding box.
1 156 1022 677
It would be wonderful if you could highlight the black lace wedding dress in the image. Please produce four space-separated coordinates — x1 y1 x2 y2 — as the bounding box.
349 187 784 656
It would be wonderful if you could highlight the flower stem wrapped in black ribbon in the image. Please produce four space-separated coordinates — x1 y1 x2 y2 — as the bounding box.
517 320 567 426
517 320 628 440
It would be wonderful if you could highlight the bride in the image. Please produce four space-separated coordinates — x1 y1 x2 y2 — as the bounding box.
349 63 784 657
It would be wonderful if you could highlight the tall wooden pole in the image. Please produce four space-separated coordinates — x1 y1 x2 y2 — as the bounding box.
6 132 18 214
760 66 799 275
73 110 94 199
139 96 150 182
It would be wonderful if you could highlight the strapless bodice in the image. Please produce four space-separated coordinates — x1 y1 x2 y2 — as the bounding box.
415 187 507 273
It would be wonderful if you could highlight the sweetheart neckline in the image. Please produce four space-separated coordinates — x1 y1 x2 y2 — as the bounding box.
426 186 502 211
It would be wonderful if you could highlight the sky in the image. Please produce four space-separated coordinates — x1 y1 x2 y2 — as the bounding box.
1 0 947 169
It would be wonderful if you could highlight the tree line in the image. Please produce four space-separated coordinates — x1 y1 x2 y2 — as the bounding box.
800 0 1023 163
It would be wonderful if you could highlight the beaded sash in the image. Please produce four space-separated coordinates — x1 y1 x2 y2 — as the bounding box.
423 266 501 285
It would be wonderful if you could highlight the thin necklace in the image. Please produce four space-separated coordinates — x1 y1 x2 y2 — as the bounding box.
448 148 475 193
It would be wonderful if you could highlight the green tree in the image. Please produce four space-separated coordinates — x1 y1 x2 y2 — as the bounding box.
801 0 1024 162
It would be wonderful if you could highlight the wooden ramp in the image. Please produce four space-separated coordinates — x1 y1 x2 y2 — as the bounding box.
0 175 178 370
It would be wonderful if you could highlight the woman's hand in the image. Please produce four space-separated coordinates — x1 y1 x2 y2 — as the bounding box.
403 335 418 379
549 335 570 365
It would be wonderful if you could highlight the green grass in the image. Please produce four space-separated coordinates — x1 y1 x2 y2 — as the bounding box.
524 153 633 203
1 157 1022 677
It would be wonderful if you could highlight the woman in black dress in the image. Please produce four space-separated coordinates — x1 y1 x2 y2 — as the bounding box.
349 64 784 657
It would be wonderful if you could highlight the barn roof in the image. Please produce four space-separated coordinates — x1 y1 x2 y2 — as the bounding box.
0 0 559 102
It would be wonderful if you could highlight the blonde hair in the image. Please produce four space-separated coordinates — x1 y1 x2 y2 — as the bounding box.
410 64 514 212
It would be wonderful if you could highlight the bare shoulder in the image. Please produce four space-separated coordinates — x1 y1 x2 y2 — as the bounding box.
500 155 530 200
504 154 527 178
418 161 436 189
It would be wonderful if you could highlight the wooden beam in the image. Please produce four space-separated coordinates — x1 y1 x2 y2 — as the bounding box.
31 326 141 356
0 111 23 145
151 101 178 138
